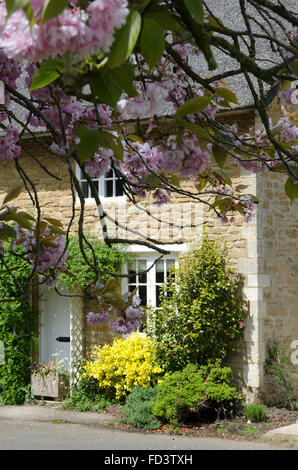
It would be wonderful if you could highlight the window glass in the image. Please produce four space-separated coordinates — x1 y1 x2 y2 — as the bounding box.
78 168 124 199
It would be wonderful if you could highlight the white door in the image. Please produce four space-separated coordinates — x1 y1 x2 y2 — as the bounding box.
39 287 71 367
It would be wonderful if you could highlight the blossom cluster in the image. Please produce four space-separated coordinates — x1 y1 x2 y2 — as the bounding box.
86 293 144 334
0 0 129 61
16 225 68 286
0 125 21 163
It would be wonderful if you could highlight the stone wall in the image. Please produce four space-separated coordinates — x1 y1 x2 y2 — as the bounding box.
257 171 298 404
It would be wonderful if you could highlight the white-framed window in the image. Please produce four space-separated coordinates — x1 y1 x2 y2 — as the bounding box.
122 248 188 309
77 166 125 201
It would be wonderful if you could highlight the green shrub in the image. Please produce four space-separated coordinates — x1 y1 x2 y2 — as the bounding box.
244 403 267 422
0 248 37 404
58 235 130 290
120 386 161 430
82 332 164 400
62 357 116 412
152 361 243 426
265 341 296 411
62 390 114 413
147 236 245 372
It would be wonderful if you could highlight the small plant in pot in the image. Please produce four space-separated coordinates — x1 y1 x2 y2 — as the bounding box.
31 356 70 400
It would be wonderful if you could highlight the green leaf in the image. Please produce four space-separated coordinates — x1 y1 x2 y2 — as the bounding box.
40 0 68 25
212 144 227 168
102 292 126 309
0 223 17 240
98 277 118 296
144 174 161 187
75 125 101 163
97 131 124 161
146 9 179 31
205 14 224 30
48 226 66 235
168 174 181 187
215 87 239 105
182 0 204 25
140 17 165 69
175 95 212 117
44 217 64 228
285 177 298 203
116 64 138 97
16 211 35 221
289 59 298 77
29 59 64 91
212 166 232 186
9 214 35 230
2 184 23 206
40 237 59 248
23 1 35 26
91 64 137 108
177 118 211 139
5 0 30 20
108 10 141 69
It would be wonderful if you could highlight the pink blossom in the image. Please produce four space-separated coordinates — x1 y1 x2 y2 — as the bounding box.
0 0 129 61
17 227 68 286
84 148 112 178
0 125 21 163
86 311 111 325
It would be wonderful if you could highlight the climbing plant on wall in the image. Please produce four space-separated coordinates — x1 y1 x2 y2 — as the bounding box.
0 248 37 404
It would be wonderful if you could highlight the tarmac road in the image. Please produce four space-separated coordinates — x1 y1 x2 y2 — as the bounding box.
0 415 295 451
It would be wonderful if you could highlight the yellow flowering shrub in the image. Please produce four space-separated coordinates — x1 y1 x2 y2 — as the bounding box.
82 332 164 399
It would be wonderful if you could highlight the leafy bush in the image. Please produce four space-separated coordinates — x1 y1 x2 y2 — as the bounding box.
265 340 296 410
82 332 164 400
0 248 36 404
62 390 114 413
58 235 130 290
244 403 267 422
62 357 115 412
152 361 243 426
120 386 161 430
148 236 245 372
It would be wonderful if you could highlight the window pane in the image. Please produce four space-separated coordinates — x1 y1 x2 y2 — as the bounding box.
105 179 113 197
116 178 124 196
138 260 147 284
166 259 175 276
128 269 136 285
106 169 113 179
138 285 147 306
81 181 89 198
156 260 164 283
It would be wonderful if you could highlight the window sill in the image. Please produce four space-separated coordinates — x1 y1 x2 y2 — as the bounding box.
75 195 126 205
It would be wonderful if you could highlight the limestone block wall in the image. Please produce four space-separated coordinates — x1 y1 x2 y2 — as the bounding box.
257 172 298 404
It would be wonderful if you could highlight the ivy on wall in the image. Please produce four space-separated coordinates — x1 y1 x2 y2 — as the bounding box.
0 248 37 404
58 236 131 291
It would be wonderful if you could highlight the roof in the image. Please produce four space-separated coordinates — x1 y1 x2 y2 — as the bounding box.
6 0 297 129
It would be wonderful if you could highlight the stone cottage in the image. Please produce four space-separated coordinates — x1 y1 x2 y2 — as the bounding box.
0 0 297 404
0 94 297 403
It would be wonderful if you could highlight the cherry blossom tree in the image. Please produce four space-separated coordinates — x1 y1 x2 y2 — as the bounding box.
0 0 297 333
